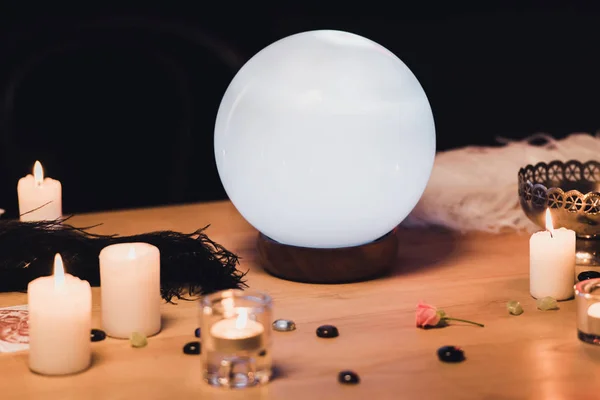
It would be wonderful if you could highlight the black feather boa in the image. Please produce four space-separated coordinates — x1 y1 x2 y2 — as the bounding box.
0 217 247 303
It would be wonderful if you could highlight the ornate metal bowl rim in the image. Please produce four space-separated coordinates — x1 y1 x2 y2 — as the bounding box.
518 160 600 215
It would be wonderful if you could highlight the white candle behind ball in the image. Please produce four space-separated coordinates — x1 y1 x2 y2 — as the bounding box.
28 254 92 376
530 209 576 300
99 243 161 339
17 160 62 222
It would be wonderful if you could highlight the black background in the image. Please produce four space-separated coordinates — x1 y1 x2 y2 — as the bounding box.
1 4 599 217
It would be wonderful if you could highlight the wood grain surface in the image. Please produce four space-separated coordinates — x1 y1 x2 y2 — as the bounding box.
0 200 597 400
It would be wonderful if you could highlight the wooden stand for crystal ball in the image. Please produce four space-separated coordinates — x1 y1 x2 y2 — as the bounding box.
256 231 399 284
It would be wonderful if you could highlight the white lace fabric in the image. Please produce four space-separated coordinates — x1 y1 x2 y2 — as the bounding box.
403 132 600 233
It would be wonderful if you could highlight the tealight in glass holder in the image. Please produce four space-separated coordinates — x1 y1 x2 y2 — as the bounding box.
575 278 600 345
200 290 272 388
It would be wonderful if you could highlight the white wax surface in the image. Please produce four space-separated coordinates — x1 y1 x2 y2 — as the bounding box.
17 174 62 221
27 274 91 375
99 243 161 338
210 317 264 340
588 302 600 318
530 227 576 300
209 315 265 353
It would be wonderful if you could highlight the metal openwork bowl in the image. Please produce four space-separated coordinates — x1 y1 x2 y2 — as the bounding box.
519 160 600 268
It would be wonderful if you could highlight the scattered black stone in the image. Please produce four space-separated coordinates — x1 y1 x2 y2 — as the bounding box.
194 328 201 338
338 370 360 384
316 325 339 338
90 329 106 342
258 349 267 357
437 346 465 363
578 271 600 281
183 341 201 355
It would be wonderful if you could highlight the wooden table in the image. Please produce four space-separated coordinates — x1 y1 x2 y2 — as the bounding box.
1 200 598 400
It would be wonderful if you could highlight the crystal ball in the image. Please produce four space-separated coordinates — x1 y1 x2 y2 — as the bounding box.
214 30 435 248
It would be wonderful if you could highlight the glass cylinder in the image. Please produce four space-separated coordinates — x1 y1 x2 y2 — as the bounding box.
575 278 600 345
200 290 272 388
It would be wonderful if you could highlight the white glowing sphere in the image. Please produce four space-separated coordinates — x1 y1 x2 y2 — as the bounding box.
214 30 435 248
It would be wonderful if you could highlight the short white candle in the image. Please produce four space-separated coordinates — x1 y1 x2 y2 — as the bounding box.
99 243 161 339
17 161 62 222
28 254 92 375
530 209 576 300
210 308 265 352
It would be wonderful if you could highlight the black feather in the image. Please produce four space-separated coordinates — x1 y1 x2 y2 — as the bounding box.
0 216 248 303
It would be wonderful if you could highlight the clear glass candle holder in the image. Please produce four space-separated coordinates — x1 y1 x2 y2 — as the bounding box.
200 290 272 388
575 278 600 345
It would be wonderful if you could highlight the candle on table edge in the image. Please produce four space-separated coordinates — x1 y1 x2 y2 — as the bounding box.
28 253 92 376
17 160 62 222
530 209 576 300
99 242 161 339
210 307 265 352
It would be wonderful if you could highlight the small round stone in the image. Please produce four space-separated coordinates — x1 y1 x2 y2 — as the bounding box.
506 300 524 316
194 328 201 338
183 341 201 355
130 332 148 348
578 271 600 281
338 370 360 384
273 319 296 332
437 346 465 363
536 296 558 311
90 329 106 342
316 324 339 338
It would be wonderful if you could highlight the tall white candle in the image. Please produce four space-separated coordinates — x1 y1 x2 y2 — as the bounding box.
99 243 161 339
28 254 92 375
530 209 576 300
17 161 62 222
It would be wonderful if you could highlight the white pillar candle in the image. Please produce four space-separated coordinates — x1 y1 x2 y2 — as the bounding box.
17 161 62 222
28 254 92 375
210 308 265 352
99 242 161 338
530 209 576 300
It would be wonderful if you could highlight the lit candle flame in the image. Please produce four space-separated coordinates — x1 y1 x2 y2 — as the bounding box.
222 297 235 317
235 309 248 330
33 161 44 186
545 208 554 232
127 246 136 260
53 253 65 290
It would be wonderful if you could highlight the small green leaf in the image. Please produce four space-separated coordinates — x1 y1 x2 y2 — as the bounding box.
507 300 524 315
536 296 558 311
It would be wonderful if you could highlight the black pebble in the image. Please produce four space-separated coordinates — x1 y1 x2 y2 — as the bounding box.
338 370 360 384
183 341 201 355
316 325 339 338
437 346 465 363
578 271 600 281
258 349 267 357
90 329 106 342
194 328 201 338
